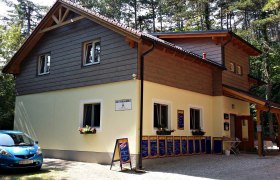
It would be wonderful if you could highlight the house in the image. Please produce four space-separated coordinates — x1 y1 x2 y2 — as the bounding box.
3 0 280 166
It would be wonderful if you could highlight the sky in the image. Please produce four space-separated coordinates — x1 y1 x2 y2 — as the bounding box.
0 0 56 17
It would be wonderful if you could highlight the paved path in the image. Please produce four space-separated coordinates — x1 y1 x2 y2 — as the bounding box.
1 154 280 179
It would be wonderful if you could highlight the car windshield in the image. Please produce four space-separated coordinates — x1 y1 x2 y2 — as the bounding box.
0 133 34 146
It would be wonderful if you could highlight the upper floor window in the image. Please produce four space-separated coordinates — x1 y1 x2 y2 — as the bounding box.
236 65 242 75
229 62 235 72
38 53 50 75
190 108 202 130
154 103 169 129
83 39 101 66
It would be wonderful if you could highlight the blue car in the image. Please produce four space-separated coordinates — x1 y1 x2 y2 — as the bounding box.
0 130 43 170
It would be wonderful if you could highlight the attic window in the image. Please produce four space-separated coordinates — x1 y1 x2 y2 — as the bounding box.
83 39 101 66
38 53 50 75
229 62 235 72
236 65 242 75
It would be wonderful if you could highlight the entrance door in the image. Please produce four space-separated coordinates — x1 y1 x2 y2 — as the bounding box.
235 116 254 151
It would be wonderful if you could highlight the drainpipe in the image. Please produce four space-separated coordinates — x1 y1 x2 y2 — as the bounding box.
138 42 155 169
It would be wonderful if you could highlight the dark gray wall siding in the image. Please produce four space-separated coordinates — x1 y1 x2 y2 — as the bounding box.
16 19 138 95
166 38 222 64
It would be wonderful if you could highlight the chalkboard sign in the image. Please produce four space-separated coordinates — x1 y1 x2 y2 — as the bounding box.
149 136 158 158
194 137 200 154
141 136 149 159
188 136 194 154
174 136 181 156
158 136 166 157
213 137 223 154
110 138 132 170
181 136 188 155
206 136 212 154
166 137 174 156
201 137 206 153
177 110 184 130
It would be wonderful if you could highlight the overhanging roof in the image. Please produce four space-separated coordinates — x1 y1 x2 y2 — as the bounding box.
2 0 224 75
151 30 262 56
223 85 280 113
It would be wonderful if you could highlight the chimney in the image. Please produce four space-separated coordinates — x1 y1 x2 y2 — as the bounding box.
202 52 206 60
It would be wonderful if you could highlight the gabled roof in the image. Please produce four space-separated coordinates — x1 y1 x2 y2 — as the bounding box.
151 30 262 56
2 0 225 74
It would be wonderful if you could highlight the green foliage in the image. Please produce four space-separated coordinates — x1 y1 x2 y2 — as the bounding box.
0 73 15 130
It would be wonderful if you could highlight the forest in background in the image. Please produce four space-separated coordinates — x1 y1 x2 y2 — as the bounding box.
0 0 279 138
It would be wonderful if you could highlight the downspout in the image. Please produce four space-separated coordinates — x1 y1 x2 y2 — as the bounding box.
138 41 155 169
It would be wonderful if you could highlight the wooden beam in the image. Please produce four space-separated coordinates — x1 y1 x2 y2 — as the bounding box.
256 105 263 157
59 7 62 22
223 87 266 106
275 113 280 151
52 15 59 24
40 16 84 33
61 8 69 22
125 37 136 48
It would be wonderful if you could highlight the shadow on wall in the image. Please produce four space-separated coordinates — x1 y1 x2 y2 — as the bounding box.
14 100 38 140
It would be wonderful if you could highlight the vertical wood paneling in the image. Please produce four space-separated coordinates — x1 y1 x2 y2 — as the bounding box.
222 42 250 91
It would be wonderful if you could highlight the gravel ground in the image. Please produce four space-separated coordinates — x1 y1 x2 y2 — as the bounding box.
1 154 280 180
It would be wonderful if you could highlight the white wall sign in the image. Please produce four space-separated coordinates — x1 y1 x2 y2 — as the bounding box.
115 99 132 111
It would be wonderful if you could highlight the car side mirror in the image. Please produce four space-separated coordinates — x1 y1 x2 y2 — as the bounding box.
35 141 39 144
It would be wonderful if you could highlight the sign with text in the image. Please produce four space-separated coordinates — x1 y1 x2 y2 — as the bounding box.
115 99 132 111
149 136 158 158
110 138 132 170
141 136 149 159
158 136 166 157
177 110 184 130
174 136 181 156
181 136 188 155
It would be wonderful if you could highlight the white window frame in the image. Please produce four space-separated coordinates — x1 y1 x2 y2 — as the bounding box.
229 62 235 73
38 53 50 75
236 65 243 75
79 99 103 131
83 39 101 66
152 99 172 131
189 105 203 131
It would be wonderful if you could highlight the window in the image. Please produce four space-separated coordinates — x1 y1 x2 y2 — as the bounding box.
236 65 242 75
153 103 168 129
229 62 235 72
190 108 202 130
83 40 101 66
83 103 101 128
38 53 50 75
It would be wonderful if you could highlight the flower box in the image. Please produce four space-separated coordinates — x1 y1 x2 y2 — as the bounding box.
156 128 175 135
191 129 205 136
156 131 172 135
79 125 96 134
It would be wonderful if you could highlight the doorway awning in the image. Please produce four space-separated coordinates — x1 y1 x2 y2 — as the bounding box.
222 85 280 113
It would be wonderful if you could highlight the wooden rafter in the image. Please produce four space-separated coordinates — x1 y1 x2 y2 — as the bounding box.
40 6 84 33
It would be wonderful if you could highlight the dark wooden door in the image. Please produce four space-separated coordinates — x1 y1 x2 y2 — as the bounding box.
235 116 254 151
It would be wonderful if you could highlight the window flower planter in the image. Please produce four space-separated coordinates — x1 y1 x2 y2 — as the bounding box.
79 125 96 134
156 128 175 135
191 129 205 136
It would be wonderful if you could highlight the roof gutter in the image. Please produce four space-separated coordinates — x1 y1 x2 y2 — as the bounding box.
138 41 155 169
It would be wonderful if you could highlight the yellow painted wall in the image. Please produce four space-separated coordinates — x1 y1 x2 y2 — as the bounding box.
142 81 214 137
14 80 139 154
14 79 251 155
141 81 250 139
222 96 250 138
